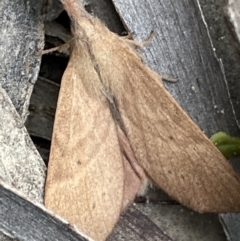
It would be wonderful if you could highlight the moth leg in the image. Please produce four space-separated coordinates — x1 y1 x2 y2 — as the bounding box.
161 75 178 83
121 31 134 40
36 40 73 55
123 31 155 48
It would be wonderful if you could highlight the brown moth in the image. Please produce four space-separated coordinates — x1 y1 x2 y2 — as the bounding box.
45 0 240 240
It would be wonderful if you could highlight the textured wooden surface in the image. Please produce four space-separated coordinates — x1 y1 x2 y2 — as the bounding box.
0 84 46 241
0 182 91 241
0 85 46 200
108 206 173 241
220 213 240 241
227 0 240 43
0 0 46 197
26 77 59 140
199 0 240 135
0 0 45 120
0 0 46 240
112 0 240 136
196 0 240 240
0 181 174 241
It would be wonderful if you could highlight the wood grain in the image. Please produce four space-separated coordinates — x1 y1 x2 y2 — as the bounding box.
0 181 174 241
0 85 46 201
112 0 240 136
0 181 92 241
227 0 240 44
0 1 47 240
0 0 45 120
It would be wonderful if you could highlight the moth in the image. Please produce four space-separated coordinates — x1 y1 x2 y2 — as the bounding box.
44 0 240 240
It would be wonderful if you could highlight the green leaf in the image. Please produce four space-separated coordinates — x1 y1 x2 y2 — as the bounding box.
210 132 240 159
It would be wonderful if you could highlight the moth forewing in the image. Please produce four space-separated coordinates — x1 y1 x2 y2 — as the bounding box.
115 63 240 212
44 52 125 241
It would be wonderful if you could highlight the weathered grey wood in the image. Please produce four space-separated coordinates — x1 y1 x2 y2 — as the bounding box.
198 0 240 139
227 0 240 44
112 0 240 137
0 85 46 241
44 0 64 22
0 182 92 241
82 0 125 34
0 0 45 120
0 84 46 200
108 206 174 241
45 20 72 43
0 0 46 200
219 214 240 241
0 1 47 240
0 181 174 241
26 77 59 140
137 203 226 241
195 1 240 240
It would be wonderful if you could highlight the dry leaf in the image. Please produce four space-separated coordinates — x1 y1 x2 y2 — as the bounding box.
45 0 240 240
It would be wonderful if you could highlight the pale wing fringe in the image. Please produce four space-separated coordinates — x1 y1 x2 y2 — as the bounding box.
44 54 125 241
